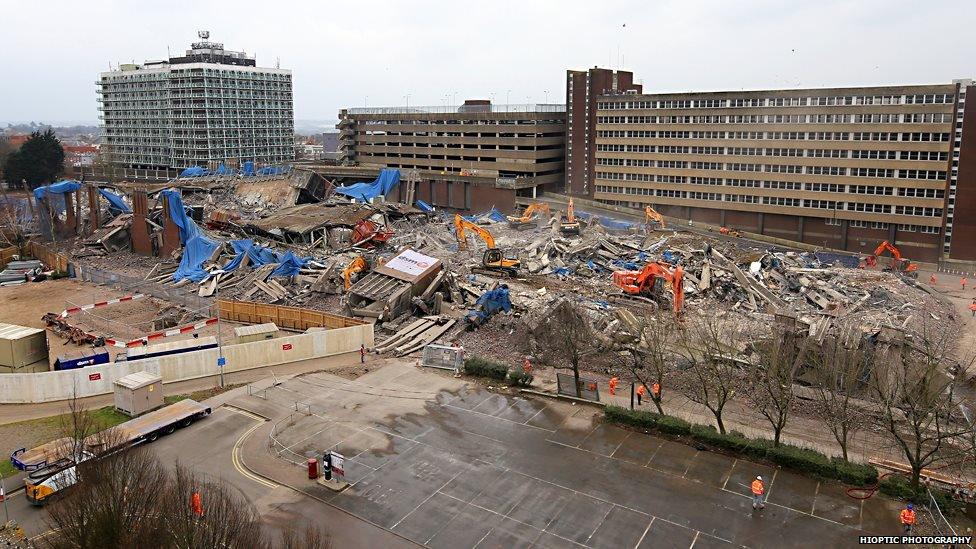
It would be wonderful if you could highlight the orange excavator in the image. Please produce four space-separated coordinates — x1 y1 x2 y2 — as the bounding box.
506 203 552 230
612 262 685 313
559 198 582 236
866 241 918 278
342 256 368 289
454 215 521 276
645 206 666 229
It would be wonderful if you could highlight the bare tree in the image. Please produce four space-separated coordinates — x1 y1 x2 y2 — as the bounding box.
533 300 598 398
809 330 871 462
871 326 975 489
626 313 674 414
674 315 744 434
749 327 808 446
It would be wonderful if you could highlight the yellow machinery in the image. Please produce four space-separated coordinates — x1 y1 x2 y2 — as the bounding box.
454 215 521 276
506 203 552 230
559 198 582 236
645 206 665 229
342 256 367 289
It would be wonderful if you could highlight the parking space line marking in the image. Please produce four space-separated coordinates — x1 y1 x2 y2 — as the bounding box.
721 459 737 490
576 424 600 449
586 505 615 542
644 439 665 468
765 468 779 499
719 486 850 528
523 405 547 426
425 474 493 545
682 450 700 477
811 481 820 514
496 398 522 418
442 402 557 433
689 530 700 548
439 491 590 549
609 430 632 459
633 517 655 549
468 394 495 412
391 470 462 530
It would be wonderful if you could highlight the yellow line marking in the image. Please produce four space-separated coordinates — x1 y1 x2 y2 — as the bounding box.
226 408 278 489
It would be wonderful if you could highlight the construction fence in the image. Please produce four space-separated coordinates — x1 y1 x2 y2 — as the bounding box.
216 299 366 331
74 265 212 313
28 241 71 274
0 245 19 269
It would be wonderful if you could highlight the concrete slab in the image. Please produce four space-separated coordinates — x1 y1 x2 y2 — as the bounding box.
476 516 541 548
579 423 631 456
684 450 735 487
610 430 664 465
544 492 614 545
440 460 501 503
724 458 776 499
507 477 575 530
471 470 537 515
493 396 547 424
766 469 819 514
637 519 698 548
446 389 494 411
390 492 467 545
426 504 501 549
525 401 575 431
547 414 598 447
588 505 652 549
472 393 514 417
646 440 698 476
352 432 418 470
812 481 862 527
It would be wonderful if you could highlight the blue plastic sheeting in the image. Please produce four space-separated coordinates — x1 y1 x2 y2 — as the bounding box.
465 285 512 324
33 180 81 201
179 166 209 178
610 259 639 271
98 189 131 214
214 163 232 175
552 267 571 277
221 239 280 272
415 199 434 213
257 165 290 176
173 235 220 282
661 250 679 264
334 168 400 201
574 210 636 231
271 251 309 278
241 161 256 176
813 252 860 268
160 190 199 245
462 207 507 223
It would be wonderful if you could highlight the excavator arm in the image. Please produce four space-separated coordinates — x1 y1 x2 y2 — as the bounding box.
454 215 496 249
645 206 665 229
506 203 551 224
612 262 684 313
342 256 367 289
873 240 902 260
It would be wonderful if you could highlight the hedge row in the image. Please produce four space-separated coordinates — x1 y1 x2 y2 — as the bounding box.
879 475 959 511
463 356 533 386
605 406 877 487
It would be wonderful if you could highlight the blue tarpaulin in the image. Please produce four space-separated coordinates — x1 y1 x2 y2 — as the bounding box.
813 252 860 269
173 235 220 282
257 165 289 176
415 200 434 213
179 166 209 178
575 211 636 231
462 207 507 223
241 161 255 176
33 180 81 201
214 163 231 175
465 285 512 325
97 189 131 214
335 168 400 201
271 251 309 278
160 190 199 244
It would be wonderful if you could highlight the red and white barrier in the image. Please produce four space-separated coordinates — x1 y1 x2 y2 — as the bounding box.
100 318 220 348
59 294 146 318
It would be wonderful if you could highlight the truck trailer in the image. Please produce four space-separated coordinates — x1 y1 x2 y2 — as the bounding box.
13 399 211 505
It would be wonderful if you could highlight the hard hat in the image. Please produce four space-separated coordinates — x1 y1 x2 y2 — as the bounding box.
907 503 913 510
756 476 762 481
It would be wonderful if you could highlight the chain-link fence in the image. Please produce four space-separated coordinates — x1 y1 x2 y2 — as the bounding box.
75 265 213 315
926 488 964 543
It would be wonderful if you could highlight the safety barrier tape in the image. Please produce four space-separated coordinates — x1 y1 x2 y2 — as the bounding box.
59 294 146 318
100 318 219 348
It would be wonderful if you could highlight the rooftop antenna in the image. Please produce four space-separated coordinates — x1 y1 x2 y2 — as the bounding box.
276 57 280 69
198 30 210 40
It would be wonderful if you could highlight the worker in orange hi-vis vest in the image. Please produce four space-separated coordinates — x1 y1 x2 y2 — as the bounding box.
963 277 969 291
608 377 618 396
523 357 532 374
636 384 646 406
751 476 765 510
970 299 976 317
191 491 204 518
900 503 916 534
652 382 661 400
929 273 937 285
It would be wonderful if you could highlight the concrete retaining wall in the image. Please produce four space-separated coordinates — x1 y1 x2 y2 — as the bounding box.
0 324 373 404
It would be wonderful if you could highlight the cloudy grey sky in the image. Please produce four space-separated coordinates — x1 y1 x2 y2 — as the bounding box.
2 0 974 125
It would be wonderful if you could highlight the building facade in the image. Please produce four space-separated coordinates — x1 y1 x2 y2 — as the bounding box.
98 35 294 170
565 67 641 197
337 101 565 212
581 80 976 262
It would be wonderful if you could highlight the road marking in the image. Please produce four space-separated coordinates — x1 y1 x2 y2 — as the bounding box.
811 481 820 514
609 430 632 459
682 450 700 477
390 470 461 530
764 468 779 499
689 530 700 548
523 405 547 426
633 517 655 549
586 505 615 542
721 459 738 490
226 408 278 489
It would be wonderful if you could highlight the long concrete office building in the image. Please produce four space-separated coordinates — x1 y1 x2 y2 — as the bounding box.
568 68 975 263
98 32 294 171
337 100 565 212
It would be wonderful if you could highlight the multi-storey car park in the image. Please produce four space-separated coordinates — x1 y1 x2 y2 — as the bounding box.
567 69 976 263
337 100 565 213
97 33 294 171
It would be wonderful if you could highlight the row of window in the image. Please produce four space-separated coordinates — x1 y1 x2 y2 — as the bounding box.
596 94 954 110
593 185 944 217
596 113 953 125
596 163 946 179
595 143 948 161
595 130 952 142
594 174 944 197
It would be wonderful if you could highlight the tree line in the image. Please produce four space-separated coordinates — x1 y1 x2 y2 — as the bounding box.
1 130 65 189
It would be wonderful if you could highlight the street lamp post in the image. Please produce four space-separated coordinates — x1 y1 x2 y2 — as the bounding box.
212 269 226 388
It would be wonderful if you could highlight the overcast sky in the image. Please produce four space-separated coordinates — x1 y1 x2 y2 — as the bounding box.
2 0 974 126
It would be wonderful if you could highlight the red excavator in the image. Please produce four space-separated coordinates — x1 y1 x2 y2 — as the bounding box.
866 240 918 278
612 262 685 313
